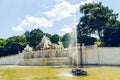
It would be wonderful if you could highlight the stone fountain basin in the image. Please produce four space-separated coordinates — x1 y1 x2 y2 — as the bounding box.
17 57 72 66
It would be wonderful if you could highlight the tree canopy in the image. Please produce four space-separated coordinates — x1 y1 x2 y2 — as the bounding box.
0 39 6 48
0 36 27 57
61 33 71 48
6 36 27 54
103 20 120 46
78 2 118 43
50 34 61 44
24 29 44 49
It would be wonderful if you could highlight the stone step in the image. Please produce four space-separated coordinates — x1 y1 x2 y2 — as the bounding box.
17 57 72 66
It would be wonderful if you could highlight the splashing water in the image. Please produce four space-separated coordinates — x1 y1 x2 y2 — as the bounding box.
69 15 79 65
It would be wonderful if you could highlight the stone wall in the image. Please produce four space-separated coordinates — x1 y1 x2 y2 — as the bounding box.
0 54 21 65
18 57 72 66
18 48 72 66
1 45 120 66
23 48 69 59
81 44 120 65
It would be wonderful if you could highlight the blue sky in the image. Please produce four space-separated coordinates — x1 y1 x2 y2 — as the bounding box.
0 0 120 39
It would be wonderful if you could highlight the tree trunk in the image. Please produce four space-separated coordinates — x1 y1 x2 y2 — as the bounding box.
97 30 102 46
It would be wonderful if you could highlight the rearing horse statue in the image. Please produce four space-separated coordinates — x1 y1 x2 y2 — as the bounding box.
36 35 59 50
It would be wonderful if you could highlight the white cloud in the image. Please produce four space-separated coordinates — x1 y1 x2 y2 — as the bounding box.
12 26 24 32
61 26 72 33
26 16 53 28
19 20 30 27
55 0 65 3
12 16 53 32
44 0 93 21
75 0 93 9
12 0 93 32
44 1 76 21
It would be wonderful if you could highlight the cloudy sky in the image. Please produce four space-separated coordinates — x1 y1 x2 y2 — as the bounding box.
0 0 120 38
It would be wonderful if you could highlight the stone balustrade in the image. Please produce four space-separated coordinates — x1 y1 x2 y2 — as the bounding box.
23 48 70 59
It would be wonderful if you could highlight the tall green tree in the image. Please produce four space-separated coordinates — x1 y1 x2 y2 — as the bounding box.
44 33 52 39
24 29 44 49
0 39 6 56
77 24 96 45
103 20 120 46
6 36 27 55
61 33 71 48
0 39 6 48
77 35 96 45
78 2 118 43
50 34 61 44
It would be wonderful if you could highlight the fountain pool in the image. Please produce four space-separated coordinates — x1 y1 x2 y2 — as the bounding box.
0 66 120 80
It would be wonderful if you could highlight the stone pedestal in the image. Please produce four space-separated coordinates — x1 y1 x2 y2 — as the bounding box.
18 57 72 66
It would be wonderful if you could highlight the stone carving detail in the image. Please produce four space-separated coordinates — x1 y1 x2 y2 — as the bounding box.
58 41 64 49
36 35 64 50
19 35 69 66
23 44 33 52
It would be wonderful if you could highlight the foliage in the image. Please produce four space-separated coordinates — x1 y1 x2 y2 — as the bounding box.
61 33 71 48
77 35 96 45
78 2 118 43
0 39 6 48
0 39 7 56
0 36 27 57
62 33 71 41
77 20 96 45
103 20 120 46
0 29 63 57
50 34 61 44
24 29 62 49
44 33 52 39
5 36 27 55
24 29 44 49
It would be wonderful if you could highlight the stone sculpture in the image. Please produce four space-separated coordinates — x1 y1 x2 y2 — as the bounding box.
23 44 33 52
36 35 64 50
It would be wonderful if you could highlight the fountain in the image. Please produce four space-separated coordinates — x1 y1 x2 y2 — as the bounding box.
17 35 72 66
68 15 88 76
69 15 80 65
16 15 87 76
17 15 81 66
23 44 33 52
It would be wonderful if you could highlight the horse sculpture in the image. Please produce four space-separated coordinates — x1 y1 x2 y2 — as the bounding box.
36 35 61 50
